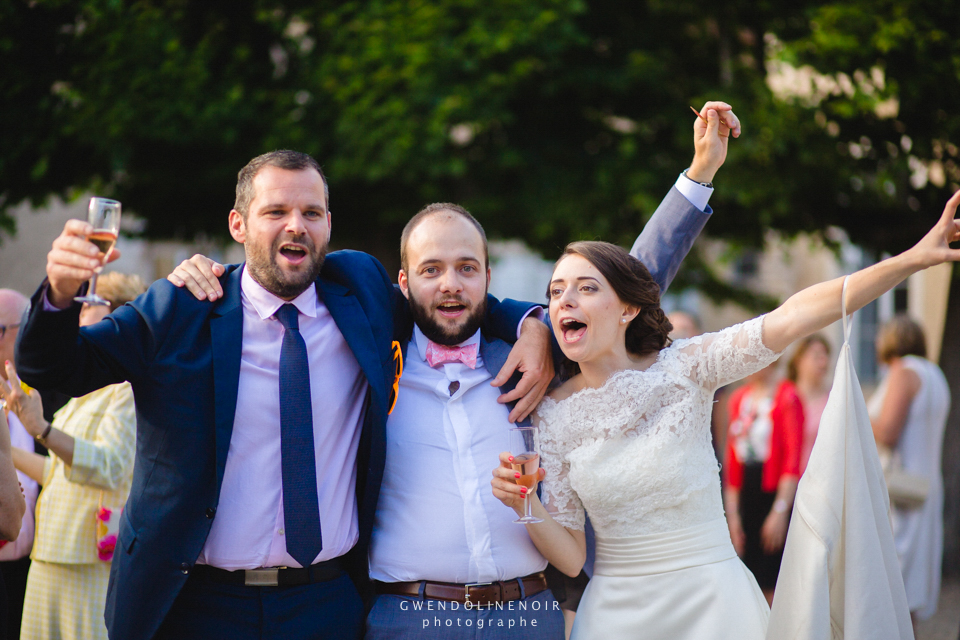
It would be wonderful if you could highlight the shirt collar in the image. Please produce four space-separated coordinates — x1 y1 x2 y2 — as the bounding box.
240 264 318 321
413 325 481 363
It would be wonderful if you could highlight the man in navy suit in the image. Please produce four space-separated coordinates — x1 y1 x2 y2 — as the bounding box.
15 150 543 640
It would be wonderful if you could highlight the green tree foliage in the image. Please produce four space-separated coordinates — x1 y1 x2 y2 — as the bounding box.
2 0 957 280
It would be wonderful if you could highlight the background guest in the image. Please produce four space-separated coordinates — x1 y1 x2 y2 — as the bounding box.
2 272 143 640
787 335 831 475
666 310 700 340
0 289 39 640
0 402 27 639
867 314 950 626
723 362 803 605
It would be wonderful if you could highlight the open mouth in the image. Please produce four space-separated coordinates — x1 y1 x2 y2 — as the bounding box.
437 300 467 318
560 317 587 343
278 245 308 264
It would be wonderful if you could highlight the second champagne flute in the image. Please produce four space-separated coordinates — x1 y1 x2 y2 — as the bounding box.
509 426 543 524
74 197 121 306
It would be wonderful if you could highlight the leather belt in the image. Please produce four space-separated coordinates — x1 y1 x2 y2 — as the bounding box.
374 572 548 606
192 558 342 587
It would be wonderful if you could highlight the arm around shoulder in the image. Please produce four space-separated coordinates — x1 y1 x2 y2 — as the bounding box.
18 277 178 396
630 186 709 294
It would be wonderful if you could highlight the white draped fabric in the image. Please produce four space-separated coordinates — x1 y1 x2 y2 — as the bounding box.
766 280 913 640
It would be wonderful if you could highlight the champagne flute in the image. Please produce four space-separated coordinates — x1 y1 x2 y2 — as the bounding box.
509 426 543 524
74 197 121 306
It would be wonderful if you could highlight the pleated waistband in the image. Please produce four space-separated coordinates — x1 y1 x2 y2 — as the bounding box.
593 518 737 577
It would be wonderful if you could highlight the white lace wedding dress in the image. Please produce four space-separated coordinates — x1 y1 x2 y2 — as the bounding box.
538 316 781 639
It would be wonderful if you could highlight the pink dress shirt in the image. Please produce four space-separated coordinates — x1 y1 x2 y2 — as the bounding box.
196 266 367 569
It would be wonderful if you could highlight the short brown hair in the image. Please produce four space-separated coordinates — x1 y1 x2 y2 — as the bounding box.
96 272 148 312
876 314 927 364
555 241 672 369
234 150 328 218
399 203 488 272
787 334 831 382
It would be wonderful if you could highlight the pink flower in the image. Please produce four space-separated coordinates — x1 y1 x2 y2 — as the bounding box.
97 534 117 562
97 507 112 522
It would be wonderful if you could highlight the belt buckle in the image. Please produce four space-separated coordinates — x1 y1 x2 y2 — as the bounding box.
245 568 280 587
464 582 494 604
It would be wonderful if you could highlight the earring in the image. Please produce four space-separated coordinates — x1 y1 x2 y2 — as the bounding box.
621 318 626 324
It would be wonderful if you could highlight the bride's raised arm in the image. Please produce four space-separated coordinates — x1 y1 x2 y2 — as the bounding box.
762 190 960 354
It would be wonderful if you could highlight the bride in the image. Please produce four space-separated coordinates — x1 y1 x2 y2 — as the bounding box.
491 191 960 639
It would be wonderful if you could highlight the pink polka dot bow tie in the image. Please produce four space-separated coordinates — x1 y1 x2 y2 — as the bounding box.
425 341 479 369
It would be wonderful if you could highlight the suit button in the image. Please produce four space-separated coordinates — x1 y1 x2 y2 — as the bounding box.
206 507 216 519
181 563 190 575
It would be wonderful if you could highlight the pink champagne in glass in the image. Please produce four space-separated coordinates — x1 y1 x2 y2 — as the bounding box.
509 426 543 524
74 197 121 306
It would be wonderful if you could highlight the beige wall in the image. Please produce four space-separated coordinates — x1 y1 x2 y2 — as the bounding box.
907 263 952 364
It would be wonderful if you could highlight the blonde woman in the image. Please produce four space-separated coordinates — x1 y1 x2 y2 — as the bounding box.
2 272 145 640
868 315 950 625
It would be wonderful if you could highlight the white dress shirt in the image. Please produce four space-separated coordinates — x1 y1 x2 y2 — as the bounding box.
674 173 713 212
369 327 547 584
197 266 367 569
0 411 37 561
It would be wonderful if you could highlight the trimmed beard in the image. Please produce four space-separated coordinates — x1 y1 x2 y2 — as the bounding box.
409 291 487 346
246 233 327 299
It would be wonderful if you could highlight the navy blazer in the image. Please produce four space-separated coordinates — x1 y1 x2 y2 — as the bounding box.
16 250 531 640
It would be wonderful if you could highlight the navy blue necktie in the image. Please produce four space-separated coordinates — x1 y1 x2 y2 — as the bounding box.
276 304 323 567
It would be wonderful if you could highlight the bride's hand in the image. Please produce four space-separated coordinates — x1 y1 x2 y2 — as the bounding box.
491 451 545 515
907 189 960 269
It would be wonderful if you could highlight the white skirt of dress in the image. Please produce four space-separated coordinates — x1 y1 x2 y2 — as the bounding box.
572 518 769 640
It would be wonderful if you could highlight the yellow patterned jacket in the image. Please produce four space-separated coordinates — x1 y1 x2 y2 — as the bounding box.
31 383 136 564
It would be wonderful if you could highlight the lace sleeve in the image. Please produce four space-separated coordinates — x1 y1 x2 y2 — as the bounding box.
537 401 585 531
666 315 783 392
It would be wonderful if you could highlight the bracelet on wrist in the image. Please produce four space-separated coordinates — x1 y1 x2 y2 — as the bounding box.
35 423 53 445
772 498 790 514
681 168 714 189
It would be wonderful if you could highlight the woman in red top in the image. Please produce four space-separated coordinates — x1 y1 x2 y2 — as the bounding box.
788 335 832 475
723 363 803 604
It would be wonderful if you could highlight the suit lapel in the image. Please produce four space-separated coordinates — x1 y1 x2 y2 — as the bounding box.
318 279 387 422
480 336 510 377
210 267 244 491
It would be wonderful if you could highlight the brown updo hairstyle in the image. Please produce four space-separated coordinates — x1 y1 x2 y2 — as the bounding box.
786 334 831 383
551 241 673 376
875 314 927 365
